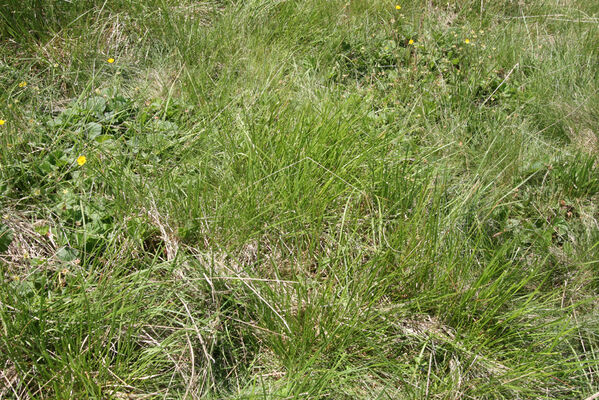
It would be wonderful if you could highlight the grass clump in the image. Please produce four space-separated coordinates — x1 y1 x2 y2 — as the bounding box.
1 0 599 398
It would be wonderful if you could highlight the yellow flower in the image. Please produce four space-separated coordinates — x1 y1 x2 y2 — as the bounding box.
408 39 414 45
77 155 87 166
18 81 27 88
395 5 401 10
0 120 5 126
465 39 470 44
107 58 115 63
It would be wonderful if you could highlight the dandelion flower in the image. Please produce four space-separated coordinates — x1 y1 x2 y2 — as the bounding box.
77 155 87 166
107 58 115 64
0 120 5 126
18 81 27 88
395 5 401 10
408 39 414 45
465 39 470 44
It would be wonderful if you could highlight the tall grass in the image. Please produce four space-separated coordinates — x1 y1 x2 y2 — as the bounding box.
1 0 598 398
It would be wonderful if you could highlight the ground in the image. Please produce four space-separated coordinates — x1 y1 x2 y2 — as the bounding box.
1 0 599 398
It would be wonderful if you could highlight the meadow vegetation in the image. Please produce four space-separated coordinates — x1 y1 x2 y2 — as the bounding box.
1 0 599 398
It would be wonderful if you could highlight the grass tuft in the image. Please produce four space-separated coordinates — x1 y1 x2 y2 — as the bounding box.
1 0 599 398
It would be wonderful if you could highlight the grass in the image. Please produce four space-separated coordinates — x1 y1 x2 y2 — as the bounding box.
1 0 599 398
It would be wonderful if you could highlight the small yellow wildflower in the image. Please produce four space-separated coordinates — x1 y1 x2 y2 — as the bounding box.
107 58 115 63
18 81 27 88
408 39 414 45
77 155 87 166
465 39 470 44
395 5 401 10
0 119 5 126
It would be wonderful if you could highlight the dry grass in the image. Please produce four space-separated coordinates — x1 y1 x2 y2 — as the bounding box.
0 208 58 277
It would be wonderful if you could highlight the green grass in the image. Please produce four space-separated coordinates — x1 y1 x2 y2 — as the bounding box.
1 0 599 398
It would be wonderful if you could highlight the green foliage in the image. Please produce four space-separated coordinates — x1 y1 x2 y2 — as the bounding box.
0 223 12 253
555 153 599 197
1 0 599 398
